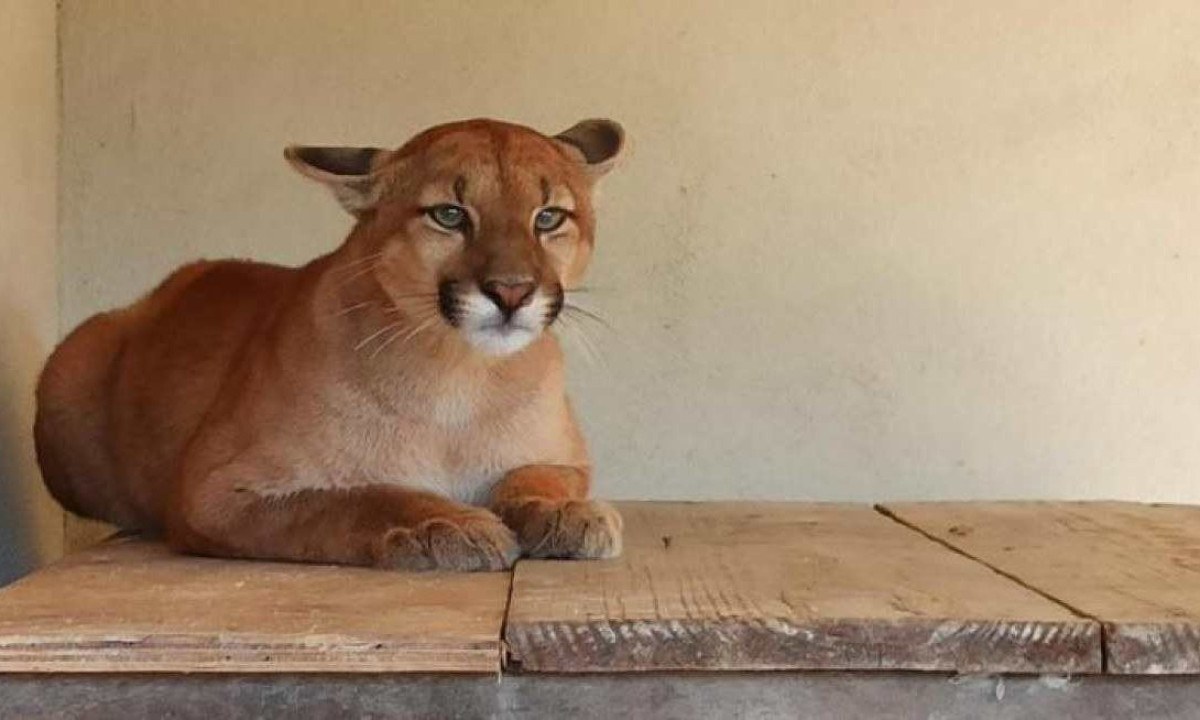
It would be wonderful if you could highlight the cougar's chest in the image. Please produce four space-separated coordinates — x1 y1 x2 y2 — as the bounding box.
358 392 565 505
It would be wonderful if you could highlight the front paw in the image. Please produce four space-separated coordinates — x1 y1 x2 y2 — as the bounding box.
380 510 519 572
504 499 623 560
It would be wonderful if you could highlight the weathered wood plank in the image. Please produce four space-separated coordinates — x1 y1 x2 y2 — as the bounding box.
505 502 1099 673
0 537 510 673
882 502 1200 674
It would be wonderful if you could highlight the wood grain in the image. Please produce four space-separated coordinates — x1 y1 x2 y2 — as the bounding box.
0 537 509 673
504 502 1099 673
882 502 1200 675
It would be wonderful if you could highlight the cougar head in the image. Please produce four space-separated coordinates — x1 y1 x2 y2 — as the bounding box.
287 118 624 356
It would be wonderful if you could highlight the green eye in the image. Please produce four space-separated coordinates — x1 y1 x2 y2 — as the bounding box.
534 208 568 233
427 204 467 230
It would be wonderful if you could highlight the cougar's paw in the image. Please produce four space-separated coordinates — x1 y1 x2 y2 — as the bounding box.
381 509 519 572
509 499 623 560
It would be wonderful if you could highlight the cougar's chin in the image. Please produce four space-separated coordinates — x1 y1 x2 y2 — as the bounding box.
465 324 541 356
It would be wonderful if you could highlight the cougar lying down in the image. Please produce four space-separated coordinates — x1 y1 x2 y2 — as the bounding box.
35 118 625 571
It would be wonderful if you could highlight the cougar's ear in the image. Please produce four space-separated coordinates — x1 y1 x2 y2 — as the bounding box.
284 145 389 215
553 119 625 178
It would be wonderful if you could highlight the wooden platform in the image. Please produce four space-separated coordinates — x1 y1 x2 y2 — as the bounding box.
504 503 1097 673
883 502 1200 675
1 501 1198 678
0 538 509 673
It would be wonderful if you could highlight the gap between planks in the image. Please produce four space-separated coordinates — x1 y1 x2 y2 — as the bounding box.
872 504 1110 674
500 555 519 670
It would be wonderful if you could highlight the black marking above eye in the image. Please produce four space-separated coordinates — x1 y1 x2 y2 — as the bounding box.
534 207 569 233
426 204 468 231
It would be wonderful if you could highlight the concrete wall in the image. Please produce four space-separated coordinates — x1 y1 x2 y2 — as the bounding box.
60 1 1200 503
0 0 63 583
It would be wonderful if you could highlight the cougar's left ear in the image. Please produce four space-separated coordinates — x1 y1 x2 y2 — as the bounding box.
284 145 389 215
553 119 625 178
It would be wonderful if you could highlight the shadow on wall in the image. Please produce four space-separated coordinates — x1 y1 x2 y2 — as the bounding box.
0 303 48 585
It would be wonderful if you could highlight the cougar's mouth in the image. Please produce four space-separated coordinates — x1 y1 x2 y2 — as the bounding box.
438 280 561 356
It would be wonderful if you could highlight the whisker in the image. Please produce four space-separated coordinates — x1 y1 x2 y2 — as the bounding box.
354 320 404 352
555 312 602 367
562 302 613 330
333 251 384 274
382 299 438 315
332 301 373 317
341 293 438 317
368 328 408 360
370 314 441 359
577 323 603 366
338 261 383 287
383 292 440 303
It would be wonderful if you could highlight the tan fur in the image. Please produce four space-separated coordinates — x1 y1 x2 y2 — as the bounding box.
35 118 625 571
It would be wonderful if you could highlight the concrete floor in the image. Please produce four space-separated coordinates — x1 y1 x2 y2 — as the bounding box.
2 672 1198 719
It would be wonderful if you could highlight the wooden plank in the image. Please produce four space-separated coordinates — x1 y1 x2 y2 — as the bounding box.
881 502 1200 675
504 502 1099 673
0 537 509 673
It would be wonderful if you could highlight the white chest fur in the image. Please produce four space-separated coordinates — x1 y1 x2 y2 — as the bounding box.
313 383 577 506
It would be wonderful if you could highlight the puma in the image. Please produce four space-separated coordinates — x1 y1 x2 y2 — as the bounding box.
34 118 625 571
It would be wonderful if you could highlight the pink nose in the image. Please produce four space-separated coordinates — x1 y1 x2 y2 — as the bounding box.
482 279 536 314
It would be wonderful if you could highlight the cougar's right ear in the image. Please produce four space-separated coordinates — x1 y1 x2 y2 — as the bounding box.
284 145 389 215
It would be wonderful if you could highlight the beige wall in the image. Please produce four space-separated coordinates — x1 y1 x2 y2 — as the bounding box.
60 1 1200 503
1 0 63 583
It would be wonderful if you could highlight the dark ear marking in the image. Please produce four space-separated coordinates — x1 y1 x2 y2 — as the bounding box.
291 146 381 177
553 119 625 177
284 145 388 215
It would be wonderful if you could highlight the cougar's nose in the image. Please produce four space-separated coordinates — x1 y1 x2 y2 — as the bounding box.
481 278 536 315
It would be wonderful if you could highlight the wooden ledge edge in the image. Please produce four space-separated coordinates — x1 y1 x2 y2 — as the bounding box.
504 617 1102 675
0 638 506 675
1105 622 1200 675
